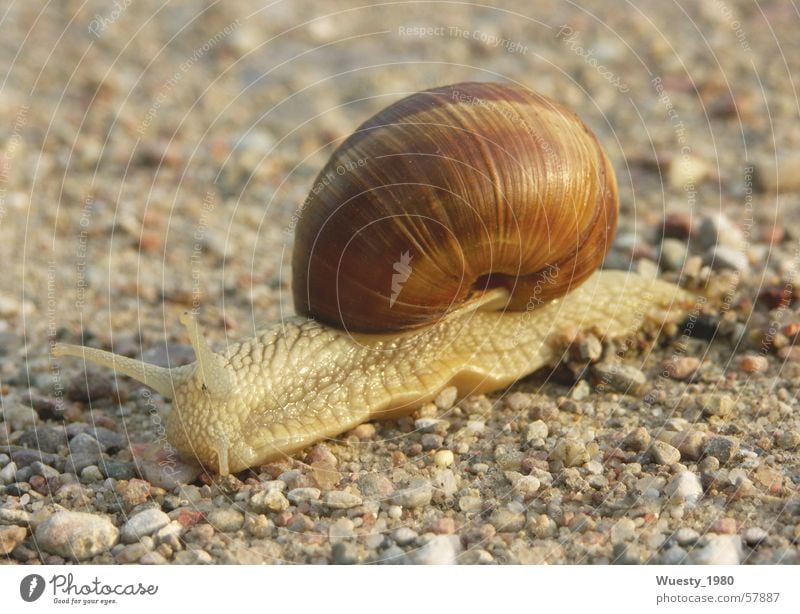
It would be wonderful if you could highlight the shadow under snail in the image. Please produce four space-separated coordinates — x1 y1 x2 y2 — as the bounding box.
54 82 690 475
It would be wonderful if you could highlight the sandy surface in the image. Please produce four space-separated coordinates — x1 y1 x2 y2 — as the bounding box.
1 0 799 564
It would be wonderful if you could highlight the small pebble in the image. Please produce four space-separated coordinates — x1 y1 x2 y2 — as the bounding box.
663 356 699 380
739 354 768 374
489 507 526 532
433 450 454 467
120 509 171 544
526 420 549 442
35 512 118 561
703 436 740 463
610 518 636 544
577 334 602 362
665 471 704 506
458 495 483 513
412 535 462 564
592 362 647 395
390 479 432 508
742 527 768 546
206 509 244 533
287 487 321 504
323 491 363 510
704 246 749 274
692 535 742 565
696 213 744 251
434 386 458 410
623 427 651 452
80 465 104 482
0 462 18 485
711 518 737 534
349 423 376 440
550 438 589 468
675 527 700 546
702 394 734 417
659 238 689 271
650 441 681 465
393 527 418 546
115 542 150 564
776 430 800 450
668 429 707 461
358 474 394 500
0 525 27 555
332 541 359 564
669 153 709 192
250 489 289 513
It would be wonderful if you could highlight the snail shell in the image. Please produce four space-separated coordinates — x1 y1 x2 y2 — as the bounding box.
294 82 618 332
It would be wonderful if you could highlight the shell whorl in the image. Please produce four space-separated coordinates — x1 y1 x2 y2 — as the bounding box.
292 82 618 333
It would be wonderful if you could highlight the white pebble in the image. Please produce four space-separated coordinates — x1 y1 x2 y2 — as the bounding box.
433 450 454 467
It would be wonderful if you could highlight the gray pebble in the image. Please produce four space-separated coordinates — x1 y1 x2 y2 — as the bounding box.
99 459 135 480
68 432 103 456
411 535 462 565
659 238 689 271
414 418 446 433
66 452 102 475
490 507 526 532
623 427 651 452
393 527 418 546
421 433 443 450
35 511 118 561
550 438 589 468
592 362 647 395
390 479 432 508
665 471 704 506
139 551 168 565
742 527 768 546
431 469 458 502
0 462 18 485
610 518 636 544
675 527 700 546
114 542 150 564
120 509 170 544
703 436 740 463
30 461 60 479
692 535 742 565
17 426 67 453
332 541 359 564
650 441 681 465
80 465 104 483
323 491 363 510
704 246 749 274
434 386 458 410
250 489 289 513
578 334 603 362
206 508 244 533
458 495 482 513
661 545 689 564
525 420 548 442
66 369 115 402
287 487 321 504
697 214 744 251
702 394 734 417
358 474 394 500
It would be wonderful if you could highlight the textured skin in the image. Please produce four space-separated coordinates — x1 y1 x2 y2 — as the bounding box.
152 271 689 473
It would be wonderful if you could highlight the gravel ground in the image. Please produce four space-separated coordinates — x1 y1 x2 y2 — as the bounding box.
1 1 799 565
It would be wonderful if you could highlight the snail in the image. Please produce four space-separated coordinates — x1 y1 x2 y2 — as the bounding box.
53 82 689 475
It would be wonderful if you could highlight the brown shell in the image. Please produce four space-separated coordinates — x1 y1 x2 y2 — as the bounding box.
292 82 618 333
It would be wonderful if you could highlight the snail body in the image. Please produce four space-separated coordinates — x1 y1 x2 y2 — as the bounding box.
54 82 689 474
